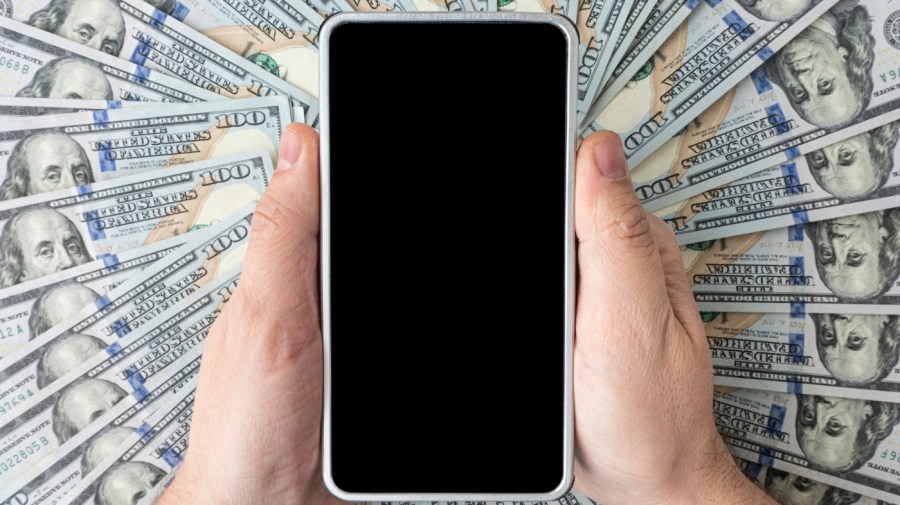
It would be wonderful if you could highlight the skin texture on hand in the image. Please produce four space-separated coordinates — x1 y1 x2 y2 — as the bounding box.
157 123 341 505
573 131 776 505
157 126 776 505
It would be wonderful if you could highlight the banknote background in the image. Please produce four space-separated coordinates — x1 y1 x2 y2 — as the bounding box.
3 0 900 504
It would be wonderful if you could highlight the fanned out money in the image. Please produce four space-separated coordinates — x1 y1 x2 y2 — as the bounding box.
3 1 900 505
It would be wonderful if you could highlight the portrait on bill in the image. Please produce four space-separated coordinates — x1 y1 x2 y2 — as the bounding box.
811 313 900 387
51 377 127 443
0 206 93 288
735 0 823 22
81 426 134 477
804 210 900 302
764 2 875 129
16 56 114 100
95 461 167 505
28 282 101 338
0 131 95 201
764 467 861 505
795 394 900 473
36 332 106 388
26 0 125 56
806 123 900 200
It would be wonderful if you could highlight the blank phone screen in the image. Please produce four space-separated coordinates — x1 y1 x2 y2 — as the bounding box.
326 19 570 495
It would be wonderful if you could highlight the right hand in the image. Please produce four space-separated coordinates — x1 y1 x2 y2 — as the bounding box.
571 131 775 505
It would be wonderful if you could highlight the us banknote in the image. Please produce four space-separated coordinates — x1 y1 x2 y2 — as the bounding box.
705 311 900 402
719 388 900 504
738 459 881 505
578 0 697 126
653 122 900 244
0 151 267 287
0 95 287 201
0 334 207 496
141 0 324 99
0 16 219 102
483 0 569 18
0 245 242 487
597 0 658 86
47 0 321 121
0 237 189 357
0 352 201 505
0 97 141 118
0 195 255 420
627 1 900 214
582 0 837 167
60 363 201 505
683 210 900 314
577 0 637 111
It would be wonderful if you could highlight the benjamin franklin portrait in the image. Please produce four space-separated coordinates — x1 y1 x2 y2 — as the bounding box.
27 0 125 56
735 0 822 22
52 378 127 443
812 313 900 387
806 122 900 200
95 461 166 505
36 332 106 388
764 467 861 505
29 282 101 338
764 2 875 129
1 131 94 202
81 426 134 477
17 56 114 101
804 209 900 302
0 207 93 288
796 394 900 473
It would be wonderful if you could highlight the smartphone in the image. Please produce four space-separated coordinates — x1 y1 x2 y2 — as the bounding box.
320 13 577 502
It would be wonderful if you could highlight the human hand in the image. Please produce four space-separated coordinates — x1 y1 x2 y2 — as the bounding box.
572 131 776 505
157 124 340 505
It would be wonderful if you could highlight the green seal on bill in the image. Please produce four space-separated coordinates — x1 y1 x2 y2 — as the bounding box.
685 240 715 251
699 312 720 324
631 58 653 82
248 53 280 77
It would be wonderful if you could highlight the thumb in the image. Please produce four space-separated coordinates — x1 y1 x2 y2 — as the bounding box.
238 122 321 323
575 131 668 314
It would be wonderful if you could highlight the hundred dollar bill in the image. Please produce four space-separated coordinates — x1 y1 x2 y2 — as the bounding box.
0 150 267 288
581 0 837 167
579 0 697 126
0 98 142 118
0 179 258 417
0 95 287 201
0 234 243 487
598 0 658 84
653 122 900 244
628 1 900 214
0 237 189 357
718 388 900 504
0 352 201 505
487 0 566 18
53 0 322 120
738 458 881 505
683 210 900 314
577 0 637 111
0 16 219 103
706 311 900 402
60 364 200 505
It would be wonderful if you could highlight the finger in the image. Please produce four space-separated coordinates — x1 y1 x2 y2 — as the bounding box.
575 131 669 316
226 123 322 361
649 216 704 341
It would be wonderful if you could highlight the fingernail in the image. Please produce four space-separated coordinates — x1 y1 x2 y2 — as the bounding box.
276 130 303 171
593 138 628 180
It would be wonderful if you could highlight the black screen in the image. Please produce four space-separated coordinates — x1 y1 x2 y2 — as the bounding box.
327 20 569 495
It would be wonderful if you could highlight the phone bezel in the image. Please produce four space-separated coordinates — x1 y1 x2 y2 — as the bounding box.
319 12 578 502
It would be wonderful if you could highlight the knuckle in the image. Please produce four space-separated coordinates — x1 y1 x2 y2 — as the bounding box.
601 200 654 248
249 191 298 244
